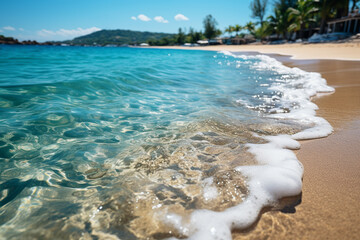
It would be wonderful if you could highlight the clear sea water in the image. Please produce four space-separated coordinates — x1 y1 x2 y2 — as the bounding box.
0 45 332 239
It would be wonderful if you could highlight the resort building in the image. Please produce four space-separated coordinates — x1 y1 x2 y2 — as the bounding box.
327 11 360 34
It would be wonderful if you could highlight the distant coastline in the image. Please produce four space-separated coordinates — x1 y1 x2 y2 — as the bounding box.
0 35 59 46
0 29 176 47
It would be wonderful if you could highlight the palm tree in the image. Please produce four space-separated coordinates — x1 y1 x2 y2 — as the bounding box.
244 21 256 35
234 24 243 36
254 22 272 41
224 25 234 37
288 0 318 39
274 0 297 12
268 8 290 39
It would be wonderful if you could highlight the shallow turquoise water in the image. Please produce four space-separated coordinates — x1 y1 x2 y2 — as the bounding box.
0 45 302 239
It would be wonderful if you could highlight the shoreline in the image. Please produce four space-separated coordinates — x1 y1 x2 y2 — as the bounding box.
147 42 360 61
234 55 360 239
151 44 360 239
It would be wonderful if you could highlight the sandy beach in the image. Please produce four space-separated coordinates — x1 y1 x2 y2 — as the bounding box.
151 43 360 239
148 42 360 61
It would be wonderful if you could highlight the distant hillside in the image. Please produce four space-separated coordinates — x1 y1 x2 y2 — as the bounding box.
64 29 175 46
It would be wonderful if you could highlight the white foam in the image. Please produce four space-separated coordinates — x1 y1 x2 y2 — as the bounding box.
202 177 218 201
163 51 334 239
221 50 335 140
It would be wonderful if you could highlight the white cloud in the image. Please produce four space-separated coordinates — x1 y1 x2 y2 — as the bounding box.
137 14 151 22
0 29 3 33
37 27 101 40
154 16 169 23
19 28 24 31
131 16 137 20
174 14 189 21
3 26 16 31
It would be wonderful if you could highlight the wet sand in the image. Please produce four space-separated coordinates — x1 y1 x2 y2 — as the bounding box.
233 57 360 239
150 44 360 239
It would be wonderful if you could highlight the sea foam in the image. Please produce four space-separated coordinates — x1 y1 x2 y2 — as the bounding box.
164 51 334 239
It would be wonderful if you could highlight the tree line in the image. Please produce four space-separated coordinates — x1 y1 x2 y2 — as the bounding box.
248 0 358 41
148 0 359 46
147 15 221 46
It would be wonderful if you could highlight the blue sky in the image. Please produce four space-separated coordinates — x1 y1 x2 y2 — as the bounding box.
0 0 271 42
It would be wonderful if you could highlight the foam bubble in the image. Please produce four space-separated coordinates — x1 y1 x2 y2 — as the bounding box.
202 177 218 201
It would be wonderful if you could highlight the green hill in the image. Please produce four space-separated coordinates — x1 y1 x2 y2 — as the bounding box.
64 29 175 46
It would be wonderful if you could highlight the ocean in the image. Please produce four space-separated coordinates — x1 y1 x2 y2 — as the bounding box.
0 45 334 239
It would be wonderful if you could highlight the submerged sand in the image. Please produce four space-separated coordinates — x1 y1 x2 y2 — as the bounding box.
150 43 360 239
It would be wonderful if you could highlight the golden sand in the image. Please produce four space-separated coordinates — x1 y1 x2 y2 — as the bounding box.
148 42 360 61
